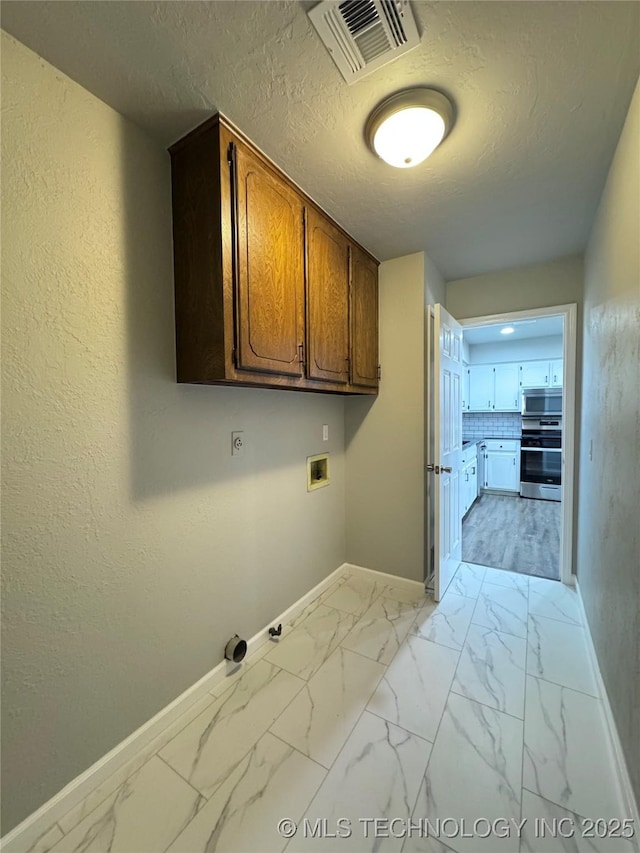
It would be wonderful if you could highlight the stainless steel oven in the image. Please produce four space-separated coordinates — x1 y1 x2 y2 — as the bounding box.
522 388 562 417
520 418 562 501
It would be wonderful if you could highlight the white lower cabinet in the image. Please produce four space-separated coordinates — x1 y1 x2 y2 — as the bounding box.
483 440 520 493
461 445 479 516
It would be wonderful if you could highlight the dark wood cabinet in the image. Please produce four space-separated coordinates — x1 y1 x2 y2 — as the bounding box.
306 208 350 385
350 246 379 388
231 141 305 377
169 114 379 395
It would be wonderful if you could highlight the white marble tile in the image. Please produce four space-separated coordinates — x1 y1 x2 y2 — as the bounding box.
520 789 638 853
292 712 432 852
472 582 528 638
527 614 599 697
451 624 526 718
322 574 386 616
528 577 582 626
383 582 428 607
50 756 204 853
271 647 386 768
412 694 523 853
411 593 476 651
58 692 216 833
265 604 358 679
401 835 458 853
481 566 529 593
448 563 486 599
167 732 325 853
523 677 625 821
160 660 304 797
341 596 423 665
367 634 459 741
209 641 274 698
22 824 64 853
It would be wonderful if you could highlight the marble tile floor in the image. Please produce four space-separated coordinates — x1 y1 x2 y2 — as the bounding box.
25 566 636 853
462 494 561 580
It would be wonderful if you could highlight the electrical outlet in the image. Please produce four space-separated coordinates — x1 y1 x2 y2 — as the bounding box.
231 431 244 456
322 424 329 441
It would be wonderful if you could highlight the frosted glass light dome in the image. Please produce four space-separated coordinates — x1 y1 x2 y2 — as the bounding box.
366 89 455 169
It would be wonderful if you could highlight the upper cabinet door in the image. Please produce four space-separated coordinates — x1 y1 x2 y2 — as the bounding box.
550 359 563 387
468 365 494 411
306 207 350 384
232 141 305 376
350 246 379 389
520 360 550 388
493 363 521 411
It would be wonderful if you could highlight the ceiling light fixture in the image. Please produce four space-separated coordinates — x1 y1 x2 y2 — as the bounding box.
365 88 455 169
500 326 516 335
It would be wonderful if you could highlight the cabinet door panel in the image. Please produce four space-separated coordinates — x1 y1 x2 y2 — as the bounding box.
350 246 379 388
494 363 520 411
520 361 550 388
306 208 350 384
550 359 563 387
468 365 494 411
486 451 519 491
233 142 304 376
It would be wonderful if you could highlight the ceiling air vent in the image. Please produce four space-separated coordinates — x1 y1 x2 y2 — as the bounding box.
308 0 421 84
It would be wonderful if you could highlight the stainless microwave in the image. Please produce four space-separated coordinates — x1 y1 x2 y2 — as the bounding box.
522 388 563 417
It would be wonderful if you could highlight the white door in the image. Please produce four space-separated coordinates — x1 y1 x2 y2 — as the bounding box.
429 305 463 601
494 363 520 411
468 365 494 411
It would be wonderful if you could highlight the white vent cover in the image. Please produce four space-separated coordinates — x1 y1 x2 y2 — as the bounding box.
308 0 421 84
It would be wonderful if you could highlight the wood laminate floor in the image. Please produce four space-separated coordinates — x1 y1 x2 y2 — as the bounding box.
462 493 561 580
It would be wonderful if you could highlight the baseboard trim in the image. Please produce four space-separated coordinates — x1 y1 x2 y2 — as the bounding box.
574 577 640 827
1 562 353 853
344 562 425 590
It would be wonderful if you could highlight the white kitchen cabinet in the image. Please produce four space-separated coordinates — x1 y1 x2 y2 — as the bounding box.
550 359 563 387
461 445 479 516
468 365 494 411
483 439 520 493
520 360 551 388
493 363 521 412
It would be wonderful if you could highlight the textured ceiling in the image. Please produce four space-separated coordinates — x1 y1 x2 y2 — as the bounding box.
2 1 639 279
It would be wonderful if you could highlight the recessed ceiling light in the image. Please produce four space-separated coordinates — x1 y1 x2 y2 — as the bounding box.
365 88 455 169
500 326 515 335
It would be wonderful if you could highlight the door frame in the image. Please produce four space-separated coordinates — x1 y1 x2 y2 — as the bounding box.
456 303 578 586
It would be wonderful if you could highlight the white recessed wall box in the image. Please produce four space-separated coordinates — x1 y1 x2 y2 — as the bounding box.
307 453 330 491
308 0 421 84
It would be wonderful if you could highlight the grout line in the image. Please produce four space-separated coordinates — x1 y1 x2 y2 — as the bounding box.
155 752 209 803
448 687 525 723
525 672 600 701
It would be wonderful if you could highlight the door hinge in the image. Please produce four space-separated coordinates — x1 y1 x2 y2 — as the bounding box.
377 364 382 381
232 345 238 367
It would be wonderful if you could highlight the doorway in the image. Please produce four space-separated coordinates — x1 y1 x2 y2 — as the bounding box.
427 303 577 595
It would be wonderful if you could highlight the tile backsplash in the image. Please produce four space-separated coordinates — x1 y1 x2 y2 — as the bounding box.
463 412 521 439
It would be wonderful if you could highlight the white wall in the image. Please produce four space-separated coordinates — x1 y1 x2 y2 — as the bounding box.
467 335 563 364
345 252 445 581
0 33 346 833
578 76 640 804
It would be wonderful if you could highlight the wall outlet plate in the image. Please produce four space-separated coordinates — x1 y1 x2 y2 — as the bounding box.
231 431 244 456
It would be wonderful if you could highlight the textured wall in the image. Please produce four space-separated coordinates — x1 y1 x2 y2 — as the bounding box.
0 33 346 833
578 77 640 803
345 253 444 582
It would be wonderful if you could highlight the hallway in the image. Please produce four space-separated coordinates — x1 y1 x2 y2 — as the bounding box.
29 565 635 853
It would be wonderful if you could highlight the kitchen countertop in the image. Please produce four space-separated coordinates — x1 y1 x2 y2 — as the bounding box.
463 435 521 446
